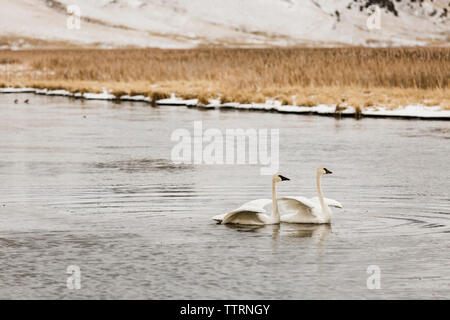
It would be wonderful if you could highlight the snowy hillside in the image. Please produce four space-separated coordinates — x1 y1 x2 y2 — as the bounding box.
0 0 449 48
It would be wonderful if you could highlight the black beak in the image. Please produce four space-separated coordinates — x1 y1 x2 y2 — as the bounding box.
279 175 290 181
324 168 332 174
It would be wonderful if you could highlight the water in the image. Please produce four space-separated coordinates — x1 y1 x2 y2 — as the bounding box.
0 94 449 299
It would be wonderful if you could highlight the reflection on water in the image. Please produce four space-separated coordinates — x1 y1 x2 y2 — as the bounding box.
225 223 331 241
286 224 332 241
92 158 191 173
224 224 267 232
0 94 449 299
224 223 332 254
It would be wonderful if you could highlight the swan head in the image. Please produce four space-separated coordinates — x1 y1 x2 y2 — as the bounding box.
318 167 332 176
273 173 290 183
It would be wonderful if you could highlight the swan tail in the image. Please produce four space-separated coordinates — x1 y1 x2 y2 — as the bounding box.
211 213 226 223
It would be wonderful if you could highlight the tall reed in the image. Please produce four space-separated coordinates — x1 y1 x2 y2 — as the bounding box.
0 47 449 108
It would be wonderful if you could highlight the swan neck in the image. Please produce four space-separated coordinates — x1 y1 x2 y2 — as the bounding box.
316 172 327 213
272 180 280 221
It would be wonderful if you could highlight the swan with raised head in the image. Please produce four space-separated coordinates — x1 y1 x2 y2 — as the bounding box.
279 167 342 224
212 173 290 225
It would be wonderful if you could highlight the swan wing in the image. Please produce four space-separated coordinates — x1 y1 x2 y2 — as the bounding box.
239 198 272 211
311 197 343 208
221 207 267 225
277 196 318 218
213 199 271 224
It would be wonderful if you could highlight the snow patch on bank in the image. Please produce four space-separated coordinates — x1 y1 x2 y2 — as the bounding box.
362 105 450 119
120 95 151 102
157 93 197 106
0 87 36 93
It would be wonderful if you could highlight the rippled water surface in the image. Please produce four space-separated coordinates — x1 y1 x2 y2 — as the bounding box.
0 94 449 299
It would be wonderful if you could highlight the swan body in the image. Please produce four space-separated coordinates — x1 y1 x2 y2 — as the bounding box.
212 174 290 225
279 167 343 224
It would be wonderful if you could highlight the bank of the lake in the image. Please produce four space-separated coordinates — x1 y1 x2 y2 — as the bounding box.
1 87 449 120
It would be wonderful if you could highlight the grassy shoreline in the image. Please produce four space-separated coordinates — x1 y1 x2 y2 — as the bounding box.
1 47 449 109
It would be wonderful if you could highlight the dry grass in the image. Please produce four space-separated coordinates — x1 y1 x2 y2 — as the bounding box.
0 47 449 109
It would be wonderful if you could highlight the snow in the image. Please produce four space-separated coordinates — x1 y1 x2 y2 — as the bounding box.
0 0 448 48
156 93 198 106
0 87 36 93
1 87 449 119
83 89 116 100
46 89 72 96
362 105 450 119
205 98 222 108
119 95 151 102
83 90 116 100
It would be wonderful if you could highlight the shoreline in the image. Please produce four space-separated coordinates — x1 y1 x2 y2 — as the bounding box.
1 87 450 121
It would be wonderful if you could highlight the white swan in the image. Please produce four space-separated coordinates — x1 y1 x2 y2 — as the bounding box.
279 167 343 224
212 173 290 225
